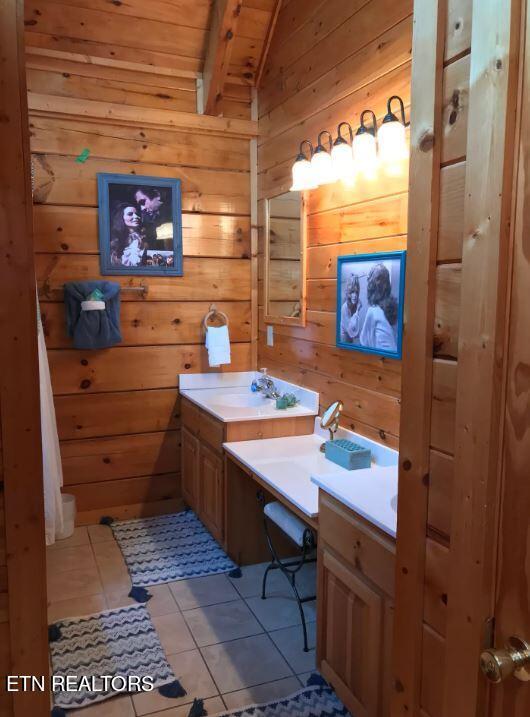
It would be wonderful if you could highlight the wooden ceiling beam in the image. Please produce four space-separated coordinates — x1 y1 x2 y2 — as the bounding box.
203 0 243 116
255 0 282 88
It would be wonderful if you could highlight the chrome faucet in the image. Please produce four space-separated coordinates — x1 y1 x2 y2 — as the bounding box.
251 369 281 400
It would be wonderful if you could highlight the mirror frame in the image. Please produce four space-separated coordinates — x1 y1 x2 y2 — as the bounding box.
264 191 307 327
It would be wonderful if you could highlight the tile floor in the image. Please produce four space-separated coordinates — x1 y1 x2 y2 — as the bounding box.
47 525 318 717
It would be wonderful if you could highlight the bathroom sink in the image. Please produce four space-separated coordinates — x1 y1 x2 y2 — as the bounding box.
210 393 273 409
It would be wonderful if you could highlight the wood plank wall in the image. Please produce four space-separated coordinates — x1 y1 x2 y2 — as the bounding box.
415 1 472 714
25 2 255 524
256 0 414 448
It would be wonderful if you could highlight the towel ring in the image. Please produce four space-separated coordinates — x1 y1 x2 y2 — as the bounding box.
203 304 229 331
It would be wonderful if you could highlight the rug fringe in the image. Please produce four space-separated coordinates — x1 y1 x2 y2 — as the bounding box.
158 679 187 698
128 586 152 603
48 624 62 642
306 672 328 687
188 697 207 716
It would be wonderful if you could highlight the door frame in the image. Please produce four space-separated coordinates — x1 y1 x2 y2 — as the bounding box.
0 1 50 715
392 0 524 715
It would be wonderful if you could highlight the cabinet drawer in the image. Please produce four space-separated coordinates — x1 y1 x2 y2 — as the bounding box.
319 492 395 597
181 398 224 452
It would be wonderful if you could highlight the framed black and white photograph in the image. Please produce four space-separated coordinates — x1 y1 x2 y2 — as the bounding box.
97 173 183 276
336 250 406 359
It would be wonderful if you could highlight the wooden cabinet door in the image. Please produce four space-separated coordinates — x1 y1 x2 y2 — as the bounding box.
181 427 199 510
199 442 224 543
317 547 383 717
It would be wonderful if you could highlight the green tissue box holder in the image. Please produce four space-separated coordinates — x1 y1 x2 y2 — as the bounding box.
324 438 372 471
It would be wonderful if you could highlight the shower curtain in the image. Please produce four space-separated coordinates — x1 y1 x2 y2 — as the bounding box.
37 296 64 545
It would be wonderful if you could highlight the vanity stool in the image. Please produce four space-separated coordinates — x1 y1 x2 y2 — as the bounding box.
261 500 316 652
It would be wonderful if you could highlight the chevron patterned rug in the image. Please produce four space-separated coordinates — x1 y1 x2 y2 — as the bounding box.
49 603 175 710
111 510 237 587
209 685 350 717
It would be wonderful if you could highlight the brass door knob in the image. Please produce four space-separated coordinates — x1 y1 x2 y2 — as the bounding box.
480 637 530 683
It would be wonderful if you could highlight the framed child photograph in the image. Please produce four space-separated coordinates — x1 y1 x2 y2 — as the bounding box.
336 250 406 359
97 173 183 276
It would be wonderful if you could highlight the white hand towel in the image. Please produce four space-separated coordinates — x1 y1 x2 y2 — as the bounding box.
205 325 231 367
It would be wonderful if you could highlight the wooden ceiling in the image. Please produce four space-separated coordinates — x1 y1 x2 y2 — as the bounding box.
24 0 280 116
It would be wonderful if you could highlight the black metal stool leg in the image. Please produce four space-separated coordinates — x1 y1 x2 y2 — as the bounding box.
260 508 316 651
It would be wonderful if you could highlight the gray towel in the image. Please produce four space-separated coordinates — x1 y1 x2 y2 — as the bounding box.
64 281 122 350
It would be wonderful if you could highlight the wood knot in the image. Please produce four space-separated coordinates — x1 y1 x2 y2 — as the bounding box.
60 243 69 251
402 459 412 471
80 359 88 366
80 379 91 390
419 131 435 152
184 363 191 369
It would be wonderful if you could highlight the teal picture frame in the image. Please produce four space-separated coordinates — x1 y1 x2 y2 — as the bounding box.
336 250 406 360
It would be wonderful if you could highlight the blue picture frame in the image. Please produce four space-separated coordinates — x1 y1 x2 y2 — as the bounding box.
97 173 183 276
336 250 406 360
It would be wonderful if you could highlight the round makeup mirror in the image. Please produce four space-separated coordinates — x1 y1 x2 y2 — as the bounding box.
320 400 343 451
321 400 343 429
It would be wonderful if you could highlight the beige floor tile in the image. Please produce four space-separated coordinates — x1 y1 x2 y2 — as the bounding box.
69 694 135 716
152 612 195 656
47 566 104 604
168 574 239 610
222 676 302 710
201 633 292 693
92 544 131 594
132 649 218 716
182 599 263 647
245 595 316 632
143 696 225 717
228 563 290 599
92 540 125 562
88 524 116 544
48 594 107 623
48 527 90 550
268 623 316 674
46 544 96 575
297 671 316 687
147 584 180 618
104 589 137 611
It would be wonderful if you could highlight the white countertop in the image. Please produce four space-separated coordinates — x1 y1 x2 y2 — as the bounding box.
223 432 346 518
311 467 398 538
224 420 398 537
179 372 319 423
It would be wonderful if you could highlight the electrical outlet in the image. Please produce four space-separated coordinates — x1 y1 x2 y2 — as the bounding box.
267 324 274 346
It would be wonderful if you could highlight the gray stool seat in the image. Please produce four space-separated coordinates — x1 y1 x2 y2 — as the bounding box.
263 501 309 547
260 499 316 652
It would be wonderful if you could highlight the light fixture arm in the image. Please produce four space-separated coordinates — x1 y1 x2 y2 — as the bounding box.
359 109 378 136
298 139 314 160
336 121 353 144
386 95 408 126
317 130 333 151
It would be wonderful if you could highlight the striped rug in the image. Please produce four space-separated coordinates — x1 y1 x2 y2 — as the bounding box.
209 684 350 717
50 603 175 710
111 510 237 587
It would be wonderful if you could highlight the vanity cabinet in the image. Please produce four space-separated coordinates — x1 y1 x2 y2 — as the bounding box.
181 427 199 508
317 492 395 717
180 395 314 546
198 442 224 542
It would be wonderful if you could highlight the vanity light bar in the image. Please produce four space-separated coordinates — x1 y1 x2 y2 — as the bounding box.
290 95 409 191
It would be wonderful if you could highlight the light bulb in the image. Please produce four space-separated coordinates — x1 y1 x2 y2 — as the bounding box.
290 156 316 191
353 132 378 179
331 141 355 183
379 95 408 175
378 120 407 176
311 148 335 185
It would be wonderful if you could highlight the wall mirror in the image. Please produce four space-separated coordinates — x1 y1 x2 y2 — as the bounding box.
264 191 306 326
